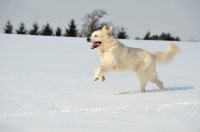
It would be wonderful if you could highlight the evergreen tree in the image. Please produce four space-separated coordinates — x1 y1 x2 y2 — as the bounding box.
64 19 78 37
29 22 40 35
40 23 54 36
175 36 180 41
158 33 165 40
144 31 151 40
117 27 128 39
150 35 158 40
16 23 27 34
140 31 180 41
158 32 177 41
55 27 62 36
3 21 13 34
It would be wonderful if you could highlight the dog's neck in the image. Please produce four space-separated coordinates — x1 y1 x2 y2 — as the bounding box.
96 36 119 58
98 36 118 52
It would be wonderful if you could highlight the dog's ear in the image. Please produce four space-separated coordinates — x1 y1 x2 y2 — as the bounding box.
102 26 107 31
106 26 113 35
109 26 113 31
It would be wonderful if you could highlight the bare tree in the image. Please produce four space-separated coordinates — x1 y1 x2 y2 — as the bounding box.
81 9 108 37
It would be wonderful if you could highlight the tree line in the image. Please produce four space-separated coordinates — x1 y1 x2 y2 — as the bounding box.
4 20 79 37
135 30 180 41
3 9 128 39
3 9 180 41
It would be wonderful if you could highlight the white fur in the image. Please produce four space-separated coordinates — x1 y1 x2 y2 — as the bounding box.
88 26 180 92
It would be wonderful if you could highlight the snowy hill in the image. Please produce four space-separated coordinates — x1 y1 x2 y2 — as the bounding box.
0 34 200 132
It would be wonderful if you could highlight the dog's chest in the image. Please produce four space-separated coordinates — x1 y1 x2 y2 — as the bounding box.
99 51 115 64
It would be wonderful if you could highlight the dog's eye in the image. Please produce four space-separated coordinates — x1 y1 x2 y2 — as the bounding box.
94 35 98 37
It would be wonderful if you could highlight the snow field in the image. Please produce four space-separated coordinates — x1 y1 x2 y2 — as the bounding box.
0 34 200 132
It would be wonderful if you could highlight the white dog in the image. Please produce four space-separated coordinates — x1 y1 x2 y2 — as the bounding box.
87 26 179 92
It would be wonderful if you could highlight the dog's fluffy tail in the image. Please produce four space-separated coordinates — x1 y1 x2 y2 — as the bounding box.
152 44 180 65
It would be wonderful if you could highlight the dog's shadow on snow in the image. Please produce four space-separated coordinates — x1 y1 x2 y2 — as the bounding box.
114 86 196 95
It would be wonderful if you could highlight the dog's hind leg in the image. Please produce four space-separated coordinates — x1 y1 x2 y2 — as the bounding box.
150 74 164 89
136 71 150 92
136 56 154 92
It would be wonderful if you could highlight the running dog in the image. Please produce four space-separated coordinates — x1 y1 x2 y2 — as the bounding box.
87 26 179 92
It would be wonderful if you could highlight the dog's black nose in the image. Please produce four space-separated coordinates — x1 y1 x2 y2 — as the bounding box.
87 37 90 42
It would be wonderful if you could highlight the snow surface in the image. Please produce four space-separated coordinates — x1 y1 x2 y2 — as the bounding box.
0 34 200 132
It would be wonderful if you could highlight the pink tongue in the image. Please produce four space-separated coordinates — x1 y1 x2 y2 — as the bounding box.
91 42 101 49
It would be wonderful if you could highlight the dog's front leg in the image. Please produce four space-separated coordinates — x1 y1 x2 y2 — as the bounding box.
93 64 113 81
93 65 104 81
94 54 119 81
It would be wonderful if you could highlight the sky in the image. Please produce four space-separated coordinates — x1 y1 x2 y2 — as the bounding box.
0 0 199 41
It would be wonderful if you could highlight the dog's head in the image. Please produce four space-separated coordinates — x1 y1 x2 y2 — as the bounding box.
87 26 113 49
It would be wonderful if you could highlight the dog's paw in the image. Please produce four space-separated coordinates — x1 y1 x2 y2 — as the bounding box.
100 76 105 82
140 89 145 93
93 77 99 81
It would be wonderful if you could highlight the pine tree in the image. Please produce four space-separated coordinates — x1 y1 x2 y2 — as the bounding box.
175 36 180 41
142 32 180 41
64 19 78 37
40 23 54 36
117 27 128 39
158 33 165 40
16 23 27 34
166 33 172 40
144 31 151 40
3 21 13 34
150 35 158 40
55 27 62 36
29 22 40 35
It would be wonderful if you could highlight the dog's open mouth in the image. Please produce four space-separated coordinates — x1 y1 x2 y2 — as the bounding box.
91 42 101 49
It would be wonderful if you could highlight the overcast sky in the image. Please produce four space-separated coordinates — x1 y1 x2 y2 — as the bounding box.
0 0 199 41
